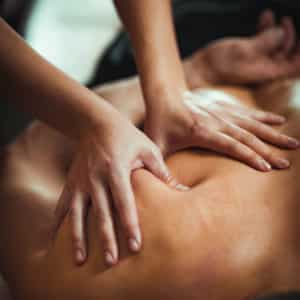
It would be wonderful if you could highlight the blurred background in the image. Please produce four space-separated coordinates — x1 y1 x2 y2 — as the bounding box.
3 0 120 83
1 0 300 146
0 0 120 146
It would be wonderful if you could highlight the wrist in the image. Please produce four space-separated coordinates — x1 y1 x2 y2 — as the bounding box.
78 95 123 140
144 82 187 114
142 69 188 108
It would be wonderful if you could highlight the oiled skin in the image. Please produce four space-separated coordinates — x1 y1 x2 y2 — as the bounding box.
0 81 300 300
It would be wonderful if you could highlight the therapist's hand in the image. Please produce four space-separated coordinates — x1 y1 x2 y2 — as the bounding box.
145 90 299 171
55 113 182 267
185 11 300 87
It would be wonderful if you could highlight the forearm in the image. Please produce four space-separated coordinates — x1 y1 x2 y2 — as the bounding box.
113 0 187 111
0 18 118 139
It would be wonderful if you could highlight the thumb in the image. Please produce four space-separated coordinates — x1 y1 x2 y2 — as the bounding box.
255 27 284 54
142 151 189 191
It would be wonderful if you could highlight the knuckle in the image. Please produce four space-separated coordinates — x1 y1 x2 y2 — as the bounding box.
225 140 238 153
123 218 139 235
98 223 112 242
221 122 232 133
116 201 132 219
192 121 209 138
102 154 114 172
94 207 106 224
118 208 138 230
244 133 257 145
99 231 112 246
110 165 124 182
261 146 273 160
71 232 82 246
247 151 259 162
68 206 78 220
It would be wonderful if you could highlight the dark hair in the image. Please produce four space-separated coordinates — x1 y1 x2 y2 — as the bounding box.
255 292 300 300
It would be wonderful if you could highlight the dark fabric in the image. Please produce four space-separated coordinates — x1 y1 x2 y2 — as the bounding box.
0 0 35 35
0 0 35 146
255 292 300 300
88 0 300 87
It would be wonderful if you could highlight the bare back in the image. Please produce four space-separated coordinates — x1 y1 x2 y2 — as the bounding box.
1 80 300 300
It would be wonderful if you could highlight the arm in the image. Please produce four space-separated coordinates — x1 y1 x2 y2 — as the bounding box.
0 18 180 267
0 18 114 139
113 0 187 111
113 3 298 173
94 15 300 172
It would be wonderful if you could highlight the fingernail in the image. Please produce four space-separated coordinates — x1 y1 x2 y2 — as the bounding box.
128 238 141 253
75 249 85 265
105 251 117 266
258 159 272 171
287 137 300 148
276 158 290 169
275 116 286 123
175 184 190 191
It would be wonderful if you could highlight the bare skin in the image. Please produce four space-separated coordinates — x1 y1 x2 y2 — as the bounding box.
0 73 300 299
1 12 297 299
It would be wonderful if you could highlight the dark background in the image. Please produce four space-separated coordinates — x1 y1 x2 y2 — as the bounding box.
2 0 300 147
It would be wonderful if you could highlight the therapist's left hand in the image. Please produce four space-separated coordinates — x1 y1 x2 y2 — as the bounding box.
144 90 300 171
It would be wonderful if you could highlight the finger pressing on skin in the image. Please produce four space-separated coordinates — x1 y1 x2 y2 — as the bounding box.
90 178 118 267
224 124 290 169
110 168 141 253
53 184 73 238
201 130 272 171
248 109 286 124
142 151 189 191
281 17 296 56
68 192 88 265
238 118 300 149
257 9 276 32
255 27 285 54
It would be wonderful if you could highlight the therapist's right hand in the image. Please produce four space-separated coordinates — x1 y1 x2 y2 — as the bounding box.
54 113 182 267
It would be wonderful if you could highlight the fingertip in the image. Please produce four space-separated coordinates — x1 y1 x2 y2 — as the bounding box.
275 158 291 169
105 251 118 267
128 238 141 253
175 183 190 191
128 228 142 253
75 248 86 265
257 159 272 172
287 137 300 148
261 114 286 124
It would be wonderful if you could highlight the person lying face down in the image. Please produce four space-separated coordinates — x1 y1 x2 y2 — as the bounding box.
1 14 300 300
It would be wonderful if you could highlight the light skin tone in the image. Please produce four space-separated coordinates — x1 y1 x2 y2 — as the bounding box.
1 26 300 299
1 10 300 268
0 17 182 267
110 2 300 266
